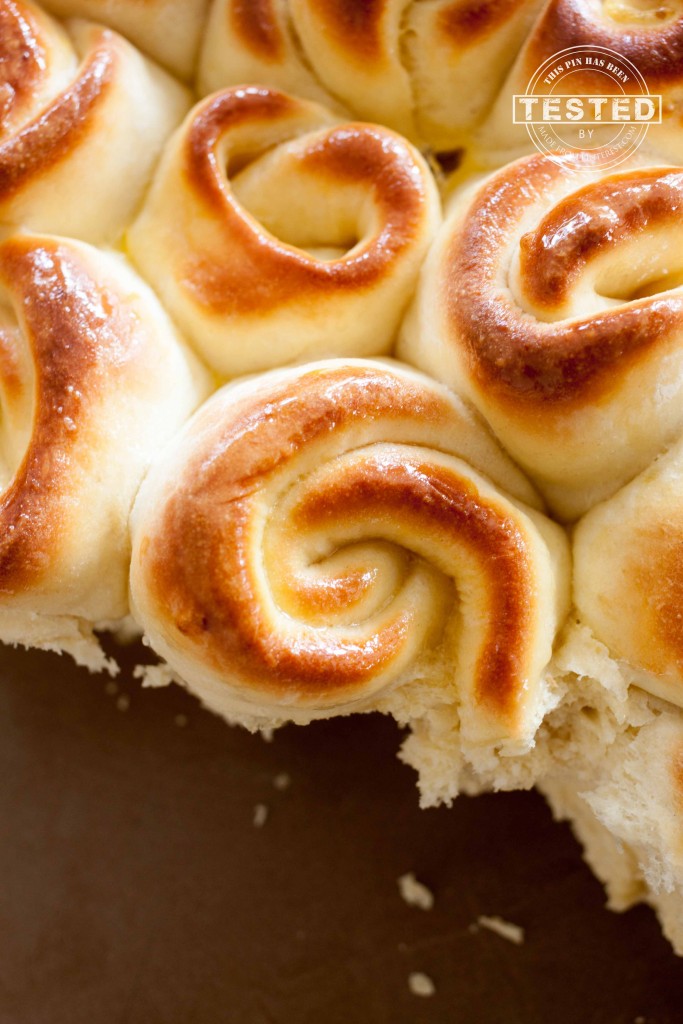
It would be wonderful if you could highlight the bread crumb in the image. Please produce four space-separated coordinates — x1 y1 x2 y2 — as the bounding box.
116 694 130 713
134 663 173 688
104 681 118 696
475 915 524 945
260 729 274 743
253 803 268 828
174 713 188 728
408 972 435 998
273 772 291 791
398 872 434 911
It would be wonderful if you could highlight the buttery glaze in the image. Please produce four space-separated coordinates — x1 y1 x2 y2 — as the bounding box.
0 0 189 241
0 0 51 130
131 362 569 747
0 237 125 593
182 90 429 313
448 160 683 405
400 151 683 519
0 232 207 634
0 42 117 202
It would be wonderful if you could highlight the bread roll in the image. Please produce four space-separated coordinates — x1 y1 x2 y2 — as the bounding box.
537 627 683 957
38 0 209 78
199 0 338 109
127 87 441 377
401 604 683 956
399 151 683 520
574 435 683 710
400 0 545 152
0 0 190 242
541 723 683 957
198 0 544 151
130 359 570 774
480 0 683 165
0 231 209 671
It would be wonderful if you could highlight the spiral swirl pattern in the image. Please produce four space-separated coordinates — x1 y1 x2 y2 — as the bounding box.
482 0 683 163
400 152 683 520
0 0 189 242
130 360 569 749
127 86 441 377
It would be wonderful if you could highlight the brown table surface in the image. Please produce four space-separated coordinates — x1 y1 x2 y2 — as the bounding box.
0 638 681 1024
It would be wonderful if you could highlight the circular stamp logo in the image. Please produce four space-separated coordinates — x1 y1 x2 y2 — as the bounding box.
513 45 661 169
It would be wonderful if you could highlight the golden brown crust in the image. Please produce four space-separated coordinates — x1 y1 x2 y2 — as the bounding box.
292 457 532 714
440 0 525 47
184 86 300 211
182 87 428 316
0 0 47 129
446 156 683 408
631 521 683 677
307 0 386 63
519 169 683 309
522 0 683 87
139 365 539 719
0 236 135 593
0 33 117 202
0 2 191 242
229 0 284 60
149 365 453 542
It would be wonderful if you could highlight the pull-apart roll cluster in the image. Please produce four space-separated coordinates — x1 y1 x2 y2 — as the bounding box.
4 0 683 958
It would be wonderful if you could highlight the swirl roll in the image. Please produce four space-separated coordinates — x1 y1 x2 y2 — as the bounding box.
0 0 189 242
399 152 683 520
198 0 544 152
127 86 441 377
38 0 209 78
130 360 570 752
0 231 209 669
481 0 683 164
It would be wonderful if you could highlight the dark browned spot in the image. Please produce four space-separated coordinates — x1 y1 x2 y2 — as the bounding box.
229 0 284 61
440 0 524 45
309 0 387 62
434 148 463 174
